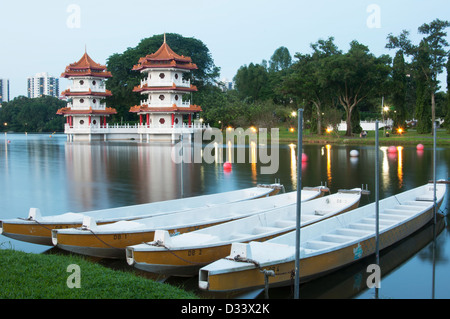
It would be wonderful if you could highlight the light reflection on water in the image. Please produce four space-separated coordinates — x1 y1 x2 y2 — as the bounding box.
0 133 449 298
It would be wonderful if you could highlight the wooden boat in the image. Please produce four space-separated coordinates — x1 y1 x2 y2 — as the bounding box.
198 182 447 293
50 186 328 258
0 184 283 246
125 188 363 276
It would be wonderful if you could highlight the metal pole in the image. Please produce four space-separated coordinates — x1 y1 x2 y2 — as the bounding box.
375 120 380 299
294 108 303 299
433 122 437 224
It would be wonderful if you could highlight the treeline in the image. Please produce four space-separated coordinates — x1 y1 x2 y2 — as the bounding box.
0 96 65 132
2 20 450 135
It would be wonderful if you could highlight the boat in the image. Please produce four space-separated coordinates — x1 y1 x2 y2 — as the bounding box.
125 188 364 276
50 186 328 258
198 182 447 293
0 184 283 246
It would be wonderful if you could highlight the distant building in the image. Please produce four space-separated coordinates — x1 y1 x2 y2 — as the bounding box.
27 72 59 98
218 78 234 91
0 78 10 105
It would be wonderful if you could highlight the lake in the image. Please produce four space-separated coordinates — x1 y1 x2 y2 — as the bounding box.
1 132 449 299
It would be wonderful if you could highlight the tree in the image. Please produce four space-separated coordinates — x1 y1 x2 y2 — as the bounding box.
233 63 271 102
268 46 292 72
321 41 391 136
105 33 220 121
387 19 450 132
280 37 341 134
415 40 432 134
391 50 408 133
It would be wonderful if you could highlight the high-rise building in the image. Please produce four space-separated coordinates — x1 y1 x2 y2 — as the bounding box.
0 78 9 105
27 72 59 98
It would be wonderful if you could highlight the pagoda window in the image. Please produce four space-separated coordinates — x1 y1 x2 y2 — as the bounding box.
175 95 179 101
159 95 165 101
93 120 97 125
93 99 96 104
159 73 165 79
79 80 84 85
92 80 96 86
159 118 165 124
175 74 179 79
80 120 84 125
80 99 84 103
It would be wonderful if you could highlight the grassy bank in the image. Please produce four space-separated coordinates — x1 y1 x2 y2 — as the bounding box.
0 248 198 299
277 127 450 145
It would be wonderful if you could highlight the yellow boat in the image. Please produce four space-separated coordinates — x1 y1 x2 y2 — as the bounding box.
198 182 446 293
50 186 327 258
125 188 363 276
0 184 282 246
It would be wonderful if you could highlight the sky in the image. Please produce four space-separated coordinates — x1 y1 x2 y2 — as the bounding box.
1 0 449 99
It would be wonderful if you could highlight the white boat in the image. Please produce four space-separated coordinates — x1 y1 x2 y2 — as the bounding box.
0 184 282 246
125 188 363 276
50 186 328 258
198 182 447 292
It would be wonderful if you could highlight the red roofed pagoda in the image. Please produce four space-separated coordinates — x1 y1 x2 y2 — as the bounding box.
57 50 117 141
130 34 203 141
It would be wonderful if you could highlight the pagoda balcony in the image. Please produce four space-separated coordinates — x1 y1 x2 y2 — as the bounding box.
140 78 191 88
70 83 106 93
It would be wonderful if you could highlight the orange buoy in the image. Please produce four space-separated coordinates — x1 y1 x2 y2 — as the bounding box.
416 144 424 150
223 162 232 171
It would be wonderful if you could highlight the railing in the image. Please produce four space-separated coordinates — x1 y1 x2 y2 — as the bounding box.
140 78 191 88
64 122 209 134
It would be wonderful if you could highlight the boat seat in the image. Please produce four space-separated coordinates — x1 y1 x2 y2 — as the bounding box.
274 220 296 228
362 217 394 226
335 228 371 237
252 226 281 234
394 205 423 211
415 195 434 201
306 240 337 250
322 234 357 243
350 223 375 231
403 201 431 207
379 213 406 221
384 208 415 216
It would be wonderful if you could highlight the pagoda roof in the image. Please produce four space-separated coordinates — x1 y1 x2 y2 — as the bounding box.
132 36 198 72
129 104 202 114
132 83 198 93
61 51 112 78
61 88 113 97
56 107 117 115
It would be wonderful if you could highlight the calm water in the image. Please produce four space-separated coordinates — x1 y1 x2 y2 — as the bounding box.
1 133 449 299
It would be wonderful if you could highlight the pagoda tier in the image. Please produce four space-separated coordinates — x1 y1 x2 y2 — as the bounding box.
61 88 113 97
132 36 198 72
57 107 117 116
129 104 202 114
61 52 112 78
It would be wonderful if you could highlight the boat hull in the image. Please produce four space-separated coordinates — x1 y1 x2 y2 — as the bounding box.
127 196 361 276
1 185 282 246
201 198 443 292
52 220 227 259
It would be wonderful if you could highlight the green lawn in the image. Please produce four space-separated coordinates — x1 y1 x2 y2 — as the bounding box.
277 127 450 145
0 248 198 299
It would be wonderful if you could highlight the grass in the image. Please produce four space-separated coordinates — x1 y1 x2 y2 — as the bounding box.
0 248 198 299
276 126 450 145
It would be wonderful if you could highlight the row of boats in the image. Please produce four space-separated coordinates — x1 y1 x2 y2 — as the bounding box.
0 182 447 293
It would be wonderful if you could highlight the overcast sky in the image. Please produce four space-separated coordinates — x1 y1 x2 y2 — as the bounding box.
1 0 449 99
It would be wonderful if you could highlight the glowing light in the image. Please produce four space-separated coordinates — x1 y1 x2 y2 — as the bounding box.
291 111 297 117
250 126 257 133
289 127 295 133
397 128 403 134
326 127 333 133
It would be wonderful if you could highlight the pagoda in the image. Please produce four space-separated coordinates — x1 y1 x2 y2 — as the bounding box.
129 34 202 140
57 50 117 141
